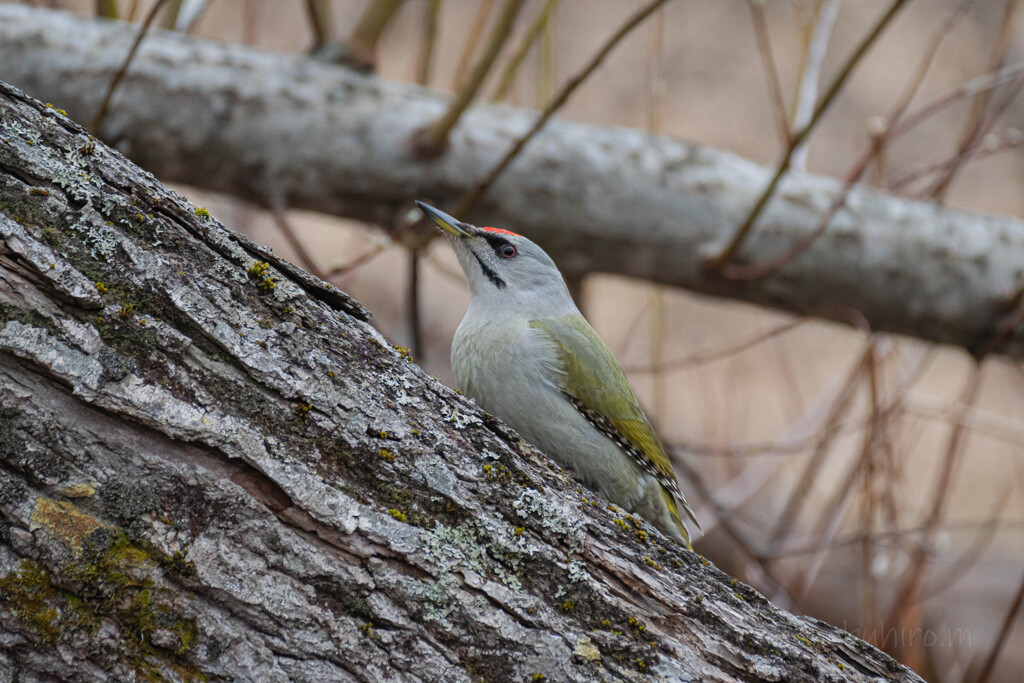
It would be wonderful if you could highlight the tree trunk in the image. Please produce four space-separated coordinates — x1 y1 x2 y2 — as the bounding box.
2 5 1023 360
0 81 924 682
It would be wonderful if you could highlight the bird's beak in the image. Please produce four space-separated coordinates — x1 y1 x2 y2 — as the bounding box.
416 201 471 238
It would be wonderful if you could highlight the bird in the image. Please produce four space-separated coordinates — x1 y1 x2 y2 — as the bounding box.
416 201 699 548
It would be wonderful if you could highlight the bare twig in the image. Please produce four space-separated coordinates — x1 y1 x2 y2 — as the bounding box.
748 0 790 147
888 128 1024 192
761 518 1024 559
89 0 171 133
455 0 673 217
859 339 884 637
270 206 326 281
305 0 331 51
346 0 405 72
646 4 667 424
95 0 118 18
242 0 258 45
326 237 393 279
882 366 982 638
623 317 807 374
928 0 1022 203
973 566 1024 683
158 0 183 30
720 0 979 281
671 453 793 607
924 487 1009 599
415 0 524 157
173 0 213 33
417 0 442 86
705 0 910 272
490 0 559 103
452 0 496 91
537 0 557 107
791 0 841 171
408 248 423 357
769 342 872 552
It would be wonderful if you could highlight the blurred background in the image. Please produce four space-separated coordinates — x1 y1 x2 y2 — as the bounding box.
8 1 1024 680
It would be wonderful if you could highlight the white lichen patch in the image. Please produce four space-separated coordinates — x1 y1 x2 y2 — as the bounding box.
423 521 522 590
438 402 482 429
512 487 585 552
566 559 591 584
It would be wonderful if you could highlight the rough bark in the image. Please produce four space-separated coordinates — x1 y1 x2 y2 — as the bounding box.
2 6 1024 360
0 81 923 682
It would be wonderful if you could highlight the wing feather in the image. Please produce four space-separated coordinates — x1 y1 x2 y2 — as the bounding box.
530 316 699 529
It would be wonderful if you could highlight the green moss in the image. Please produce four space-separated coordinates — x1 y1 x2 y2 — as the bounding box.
561 600 575 612
388 508 407 523
247 261 277 293
293 402 312 421
194 207 210 219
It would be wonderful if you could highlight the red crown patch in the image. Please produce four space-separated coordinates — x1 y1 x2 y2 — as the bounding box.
482 226 521 237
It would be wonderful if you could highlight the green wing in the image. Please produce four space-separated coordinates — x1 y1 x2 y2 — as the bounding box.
530 315 698 530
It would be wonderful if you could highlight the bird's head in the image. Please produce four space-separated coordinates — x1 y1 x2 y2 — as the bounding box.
416 201 575 314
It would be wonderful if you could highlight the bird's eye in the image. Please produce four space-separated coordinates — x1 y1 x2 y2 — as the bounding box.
499 244 517 259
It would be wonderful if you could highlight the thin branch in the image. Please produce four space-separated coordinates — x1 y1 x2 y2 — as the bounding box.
882 366 982 636
671 453 793 607
768 342 872 551
417 0 442 86
242 0 258 45
89 0 171 133
928 0 1022 203
326 236 392 279
158 0 183 30
791 0 841 171
537 0 556 107
646 5 667 424
761 518 1024 559
455 0 673 217
924 486 1009 599
720 0 979 281
95 0 118 19
622 317 807 374
490 0 559 103
409 0 442 360
407 247 423 358
748 0 790 147
305 0 331 52
414 0 524 157
859 338 883 637
345 0 405 72
452 0 496 91
889 128 1023 191
270 206 326 281
973 566 1024 683
705 0 910 272
173 0 213 33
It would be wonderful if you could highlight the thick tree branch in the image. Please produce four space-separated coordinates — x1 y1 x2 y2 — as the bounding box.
0 80 925 682
2 6 1024 359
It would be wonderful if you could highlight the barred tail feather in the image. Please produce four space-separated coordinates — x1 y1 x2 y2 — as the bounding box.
661 488 693 551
